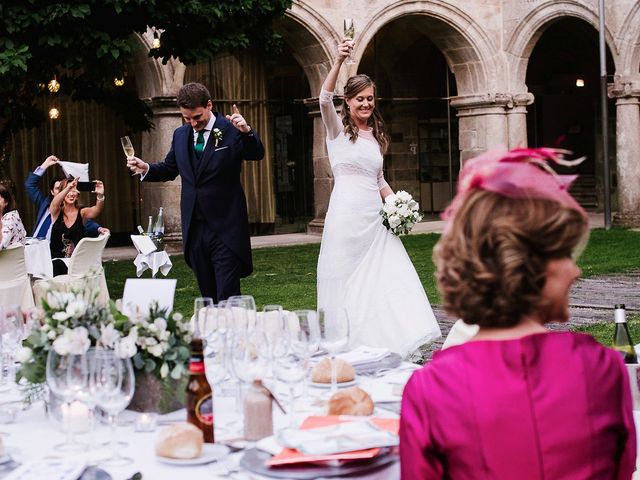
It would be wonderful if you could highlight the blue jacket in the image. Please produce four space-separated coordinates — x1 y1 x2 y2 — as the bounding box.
25 171 101 237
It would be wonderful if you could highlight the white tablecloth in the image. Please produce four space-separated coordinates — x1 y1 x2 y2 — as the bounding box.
0 362 411 480
133 251 172 278
24 239 53 279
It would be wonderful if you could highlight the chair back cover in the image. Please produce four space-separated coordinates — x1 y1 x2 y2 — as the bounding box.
0 244 35 309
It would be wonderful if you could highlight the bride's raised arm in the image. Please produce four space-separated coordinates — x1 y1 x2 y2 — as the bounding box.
319 40 352 140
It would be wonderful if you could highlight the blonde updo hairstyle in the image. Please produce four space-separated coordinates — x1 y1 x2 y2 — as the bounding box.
433 190 588 328
341 74 389 154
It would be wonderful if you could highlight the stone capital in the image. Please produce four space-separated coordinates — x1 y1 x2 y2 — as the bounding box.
144 96 180 116
451 92 534 116
608 79 640 100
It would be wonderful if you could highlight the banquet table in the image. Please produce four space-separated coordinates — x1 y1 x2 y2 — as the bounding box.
0 360 413 480
24 239 53 279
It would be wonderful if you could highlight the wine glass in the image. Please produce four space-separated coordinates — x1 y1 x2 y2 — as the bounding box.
292 310 321 398
318 308 350 393
202 305 230 388
274 328 309 428
0 306 24 389
259 305 288 380
90 350 135 466
120 136 134 158
227 295 257 330
193 297 214 337
46 350 90 451
343 18 356 65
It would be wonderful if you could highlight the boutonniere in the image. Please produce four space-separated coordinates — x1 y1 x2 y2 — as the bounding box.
212 128 223 147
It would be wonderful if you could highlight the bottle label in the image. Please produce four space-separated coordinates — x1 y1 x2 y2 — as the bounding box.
195 393 214 425
189 360 205 374
615 309 626 324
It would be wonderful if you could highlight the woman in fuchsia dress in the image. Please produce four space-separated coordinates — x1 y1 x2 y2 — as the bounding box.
400 147 636 479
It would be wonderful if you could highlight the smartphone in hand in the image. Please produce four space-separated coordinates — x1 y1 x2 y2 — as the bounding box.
77 181 96 192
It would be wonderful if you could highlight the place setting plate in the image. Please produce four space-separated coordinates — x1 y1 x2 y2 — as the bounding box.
240 447 398 478
309 378 358 389
156 443 230 466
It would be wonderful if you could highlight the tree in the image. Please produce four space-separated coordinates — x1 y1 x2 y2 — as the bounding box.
0 0 293 178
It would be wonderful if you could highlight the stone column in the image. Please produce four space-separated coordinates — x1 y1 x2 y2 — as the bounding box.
305 98 333 235
609 79 640 227
451 92 533 162
141 97 184 243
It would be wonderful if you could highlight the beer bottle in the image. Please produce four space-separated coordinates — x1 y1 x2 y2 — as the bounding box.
185 337 214 442
613 304 638 364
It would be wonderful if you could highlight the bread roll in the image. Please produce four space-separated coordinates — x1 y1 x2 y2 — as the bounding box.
311 358 355 383
155 423 204 459
328 387 374 416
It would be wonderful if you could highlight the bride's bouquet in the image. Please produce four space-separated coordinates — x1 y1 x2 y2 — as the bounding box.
380 190 423 236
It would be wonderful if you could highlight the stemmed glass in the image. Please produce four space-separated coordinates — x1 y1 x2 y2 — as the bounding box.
344 18 356 65
292 310 321 398
259 305 288 380
318 308 350 393
46 350 90 451
274 328 309 428
90 350 135 466
193 297 214 337
201 305 230 388
0 305 24 391
120 136 134 158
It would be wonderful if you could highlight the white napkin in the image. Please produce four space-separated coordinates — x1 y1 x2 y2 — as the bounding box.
130 234 157 255
4 460 86 480
58 161 89 181
277 420 398 455
337 345 390 367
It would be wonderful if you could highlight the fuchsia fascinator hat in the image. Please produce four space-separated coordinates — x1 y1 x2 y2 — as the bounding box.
442 147 588 228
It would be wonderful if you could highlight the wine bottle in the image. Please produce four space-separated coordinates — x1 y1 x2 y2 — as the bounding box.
185 337 214 442
152 207 164 250
613 304 638 364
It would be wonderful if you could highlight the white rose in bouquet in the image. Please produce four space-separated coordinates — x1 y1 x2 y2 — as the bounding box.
53 327 91 355
380 190 424 235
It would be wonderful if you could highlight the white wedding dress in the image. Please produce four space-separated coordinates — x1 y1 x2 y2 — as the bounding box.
316 89 441 358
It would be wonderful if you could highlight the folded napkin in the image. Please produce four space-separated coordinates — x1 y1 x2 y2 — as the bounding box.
58 161 89 181
131 234 157 255
337 345 390 367
4 460 86 480
277 419 398 455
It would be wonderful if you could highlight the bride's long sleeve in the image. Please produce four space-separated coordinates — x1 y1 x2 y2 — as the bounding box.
319 89 342 141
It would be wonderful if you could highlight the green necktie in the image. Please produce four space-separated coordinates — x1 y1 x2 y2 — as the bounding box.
194 130 206 159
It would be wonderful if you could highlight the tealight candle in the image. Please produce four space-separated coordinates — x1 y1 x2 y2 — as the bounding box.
61 401 90 433
134 412 157 432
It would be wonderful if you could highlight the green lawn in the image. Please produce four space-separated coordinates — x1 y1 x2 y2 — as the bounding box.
105 228 640 323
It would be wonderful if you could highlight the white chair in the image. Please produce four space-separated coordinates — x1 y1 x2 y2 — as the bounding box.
0 244 36 310
34 234 110 306
441 319 480 350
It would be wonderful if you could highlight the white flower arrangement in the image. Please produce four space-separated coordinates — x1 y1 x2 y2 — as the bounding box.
17 281 193 385
380 190 424 236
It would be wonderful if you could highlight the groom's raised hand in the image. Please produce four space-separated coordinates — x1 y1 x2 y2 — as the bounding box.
226 104 251 133
127 156 149 176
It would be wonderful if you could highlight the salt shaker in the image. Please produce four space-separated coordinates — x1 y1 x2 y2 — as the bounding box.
243 379 273 441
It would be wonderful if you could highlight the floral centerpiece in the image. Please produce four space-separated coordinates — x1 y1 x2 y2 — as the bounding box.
17 284 193 411
380 190 424 236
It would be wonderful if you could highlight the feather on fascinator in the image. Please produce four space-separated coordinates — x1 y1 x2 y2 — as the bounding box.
442 147 588 228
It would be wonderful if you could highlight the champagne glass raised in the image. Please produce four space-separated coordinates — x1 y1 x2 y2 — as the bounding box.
344 18 356 65
120 136 134 158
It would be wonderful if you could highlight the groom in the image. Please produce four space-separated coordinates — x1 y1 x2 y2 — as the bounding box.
127 82 264 301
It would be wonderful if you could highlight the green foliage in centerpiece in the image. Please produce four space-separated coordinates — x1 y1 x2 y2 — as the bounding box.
17 283 192 387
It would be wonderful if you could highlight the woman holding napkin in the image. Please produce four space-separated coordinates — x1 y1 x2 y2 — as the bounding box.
316 39 440 358
400 147 636 479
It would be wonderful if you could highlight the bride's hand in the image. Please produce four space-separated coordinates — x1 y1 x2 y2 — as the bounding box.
335 39 353 63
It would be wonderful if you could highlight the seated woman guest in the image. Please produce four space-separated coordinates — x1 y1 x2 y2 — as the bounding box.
400 147 636 479
49 177 105 276
0 184 27 249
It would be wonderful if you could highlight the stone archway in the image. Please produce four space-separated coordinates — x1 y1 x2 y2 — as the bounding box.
505 1 619 92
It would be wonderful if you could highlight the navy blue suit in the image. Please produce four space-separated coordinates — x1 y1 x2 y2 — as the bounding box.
143 113 264 300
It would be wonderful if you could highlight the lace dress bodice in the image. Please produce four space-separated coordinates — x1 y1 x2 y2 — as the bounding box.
319 89 388 190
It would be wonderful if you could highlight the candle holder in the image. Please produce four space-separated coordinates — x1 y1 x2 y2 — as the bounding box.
134 412 157 432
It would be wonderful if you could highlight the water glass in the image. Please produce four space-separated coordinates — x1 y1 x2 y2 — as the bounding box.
318 308 350 393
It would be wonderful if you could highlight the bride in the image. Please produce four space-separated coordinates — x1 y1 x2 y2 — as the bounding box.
317 40 441 357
